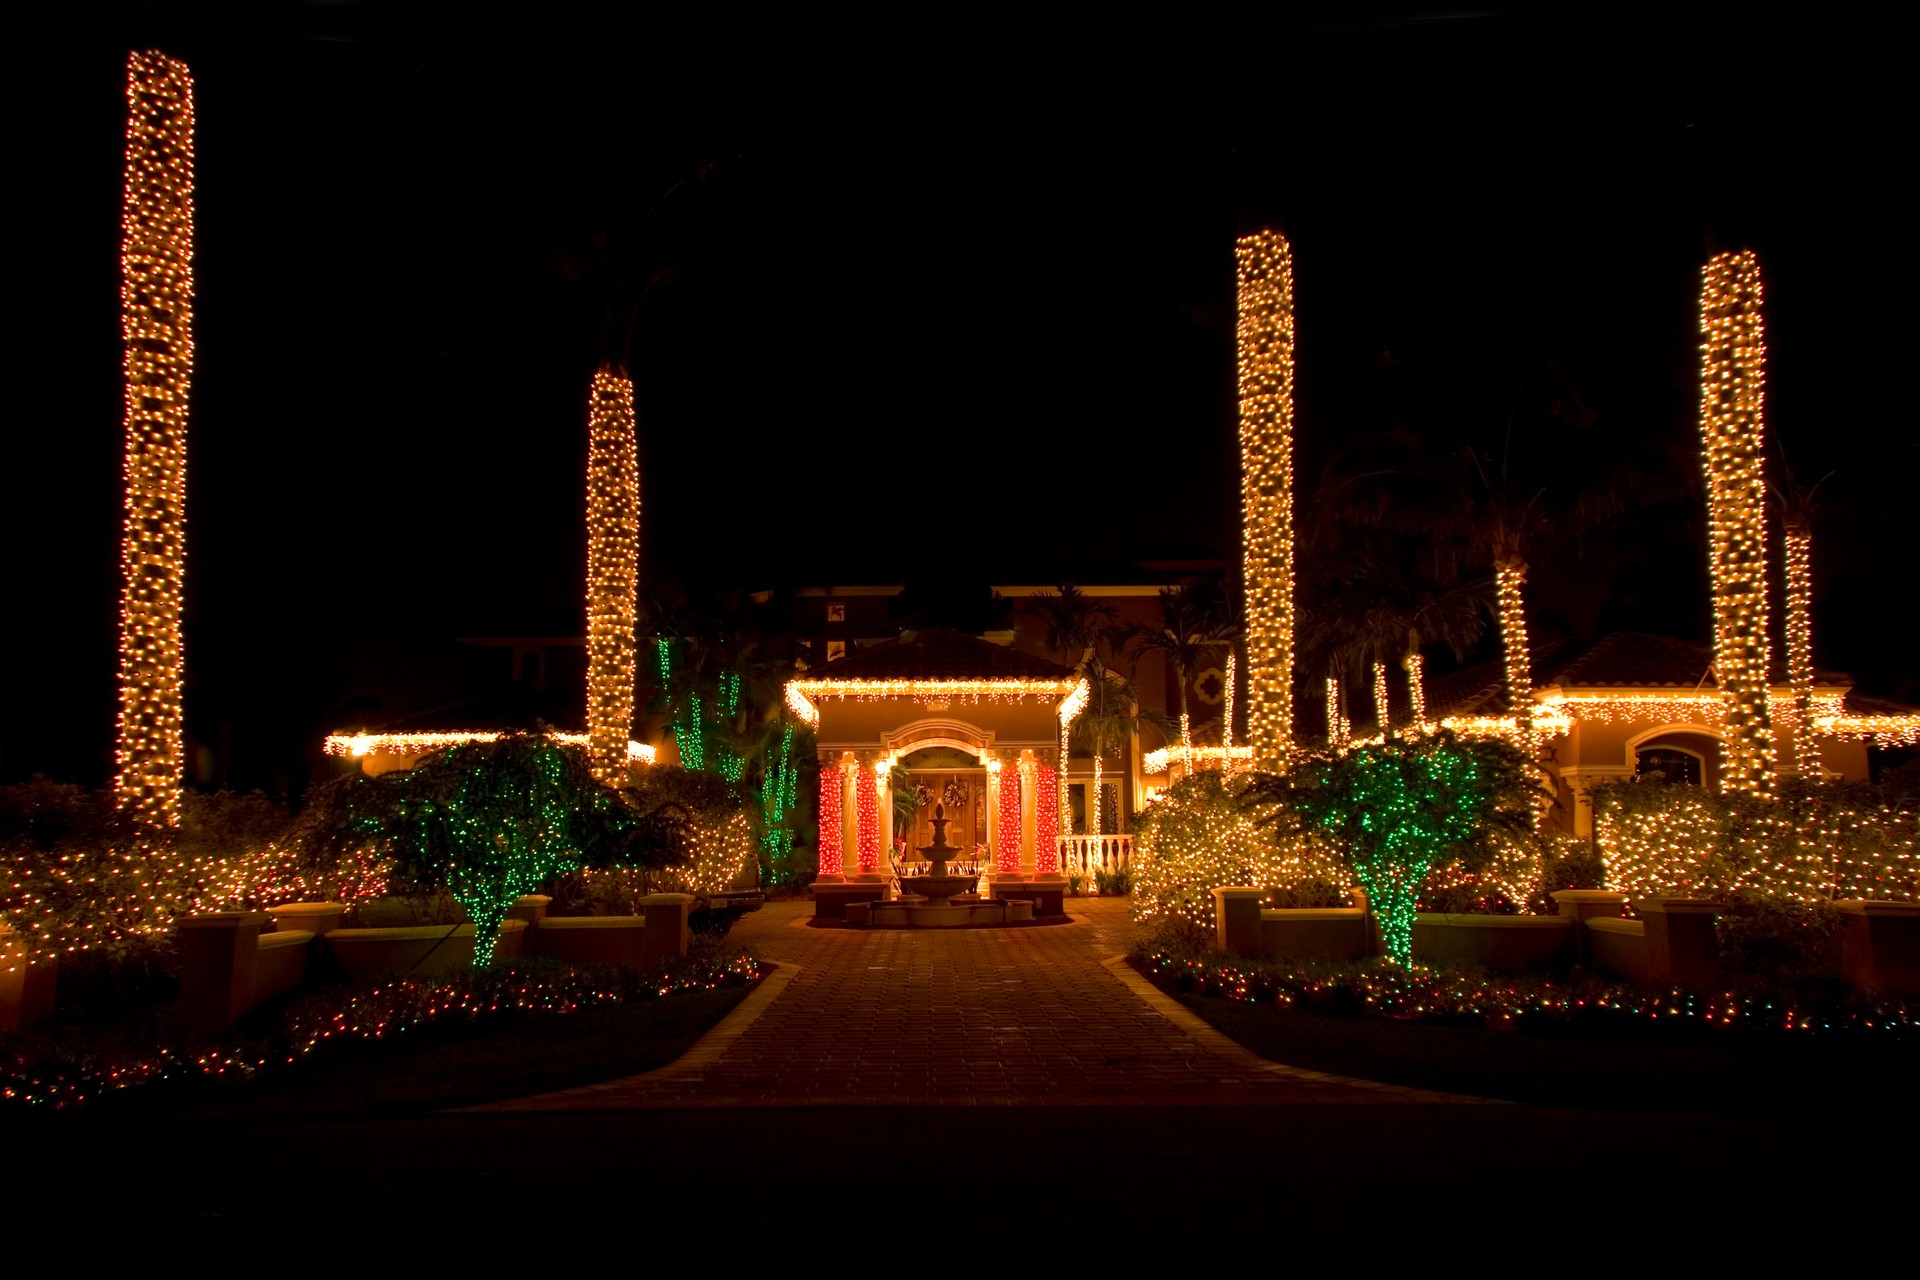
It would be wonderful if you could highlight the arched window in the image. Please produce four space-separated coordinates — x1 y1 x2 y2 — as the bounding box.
1636 745 1703 785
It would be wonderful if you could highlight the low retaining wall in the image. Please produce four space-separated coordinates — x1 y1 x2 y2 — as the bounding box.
1411 914 1576 970
1211 887 1376 960
985 878 1067 917
174 893 697 1030
811 880 890 920
1836 900 1920 993
1581 899 1722 989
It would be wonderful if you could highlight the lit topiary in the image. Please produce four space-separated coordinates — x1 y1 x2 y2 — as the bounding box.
1249 731 1545 963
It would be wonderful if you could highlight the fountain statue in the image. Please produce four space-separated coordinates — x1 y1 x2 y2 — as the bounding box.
900 803 979 906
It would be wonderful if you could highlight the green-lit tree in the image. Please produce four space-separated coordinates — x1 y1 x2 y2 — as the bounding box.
305 733 689 963
1246 730 1546 962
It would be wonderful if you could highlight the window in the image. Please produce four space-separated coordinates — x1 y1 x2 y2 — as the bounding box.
1636 746 1702 785
826 639 846 662
826 602 846 622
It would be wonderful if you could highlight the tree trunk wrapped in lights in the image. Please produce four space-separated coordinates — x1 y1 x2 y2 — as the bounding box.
1236 230 1298 773
1403 650 1426 725
1783 521 1814 775
584 370 640 787
1495 556 1532 736
115 51 195 829
1372 662 1390 736
1698 250 1777 796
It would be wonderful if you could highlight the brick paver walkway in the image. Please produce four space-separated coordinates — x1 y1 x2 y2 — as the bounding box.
480 898 1485 1109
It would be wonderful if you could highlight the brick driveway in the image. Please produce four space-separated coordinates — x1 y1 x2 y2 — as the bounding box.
481 897 1483 1109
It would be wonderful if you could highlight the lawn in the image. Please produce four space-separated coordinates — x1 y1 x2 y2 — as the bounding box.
1143 966 1916 1111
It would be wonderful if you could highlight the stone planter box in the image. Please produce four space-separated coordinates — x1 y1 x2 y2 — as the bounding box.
1 925 58 1034
1212 887 1376 960
987 878 1066 917
530 916 646 967
1411 914 1575 970
1586 917 1650 984
1836 900 1920 993
255 930 314 1001
266 901 346 938
325 923 476 980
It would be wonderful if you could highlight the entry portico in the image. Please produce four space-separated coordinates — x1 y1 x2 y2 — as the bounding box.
784 629 1087 916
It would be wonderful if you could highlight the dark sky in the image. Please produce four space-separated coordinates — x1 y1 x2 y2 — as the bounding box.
7 3 1914 793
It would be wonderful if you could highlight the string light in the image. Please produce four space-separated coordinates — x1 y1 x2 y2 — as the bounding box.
1326 676 1346 748
1404 651 1426 725
1035 765 1060 875
1593 783 1917 902
1221 651 1237 774
1143 744 1255 774
1783 522 1814 773
1373 662 1390 734
114 51 194 829
584 371 640 786
1138 952 1913 1037
856 758 880 873
2 954 765 1111
1698 249 1777 796
324 732 653 764
1813 714 1920 750
1496 560 1532 736
783 677 1085 730
996 754 1023 871
816 756 845 877
1237 229 1298 772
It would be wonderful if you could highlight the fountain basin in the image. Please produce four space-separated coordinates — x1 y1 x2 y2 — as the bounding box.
900 873 980 903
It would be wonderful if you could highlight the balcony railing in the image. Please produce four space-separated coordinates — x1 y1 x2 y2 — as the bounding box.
1058 833 1132 874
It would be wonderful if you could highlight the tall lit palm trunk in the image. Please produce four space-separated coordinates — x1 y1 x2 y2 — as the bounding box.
585 368 640 786
115 52 195 828
1495 554 1532 734
1236 230 1298 772
1698 250 1777 796
1783 518 1814 774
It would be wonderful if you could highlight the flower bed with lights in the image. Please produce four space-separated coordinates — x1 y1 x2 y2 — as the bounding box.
1134 947 1914 1038
1 951 764 1112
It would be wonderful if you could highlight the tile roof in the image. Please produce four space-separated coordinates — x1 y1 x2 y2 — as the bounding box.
1421 630 1862 721
809 627 1077 684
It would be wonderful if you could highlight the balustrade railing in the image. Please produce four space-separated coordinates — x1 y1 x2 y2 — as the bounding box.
1058 833 1132 875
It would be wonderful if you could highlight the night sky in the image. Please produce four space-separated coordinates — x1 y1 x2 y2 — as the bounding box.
7 4 1913 795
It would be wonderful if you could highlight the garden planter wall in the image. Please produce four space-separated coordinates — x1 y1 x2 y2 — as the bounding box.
1585 917 1650 985
266 901 347 938
1411 914 1576 970
530 916 647 966
1212 887 1376 960
492 918 531 959
1583 899 1722 988
255 930 314 1002
1835 900 1920 993
324 924 477 980
811 881 890 920
1 925 58 1034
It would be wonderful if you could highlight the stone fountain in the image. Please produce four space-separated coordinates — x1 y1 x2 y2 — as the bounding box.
899 803 979 908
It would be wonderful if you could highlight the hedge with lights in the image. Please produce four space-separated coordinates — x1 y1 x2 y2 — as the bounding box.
1591 775 1918 903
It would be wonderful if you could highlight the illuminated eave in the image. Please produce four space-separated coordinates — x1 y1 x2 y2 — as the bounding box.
1143 744 1255 774
783 677 1089 731
325 731 655 764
